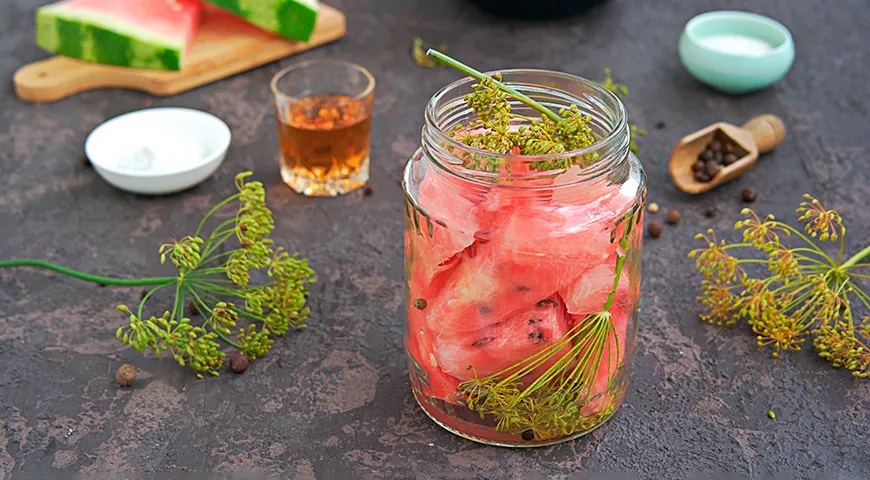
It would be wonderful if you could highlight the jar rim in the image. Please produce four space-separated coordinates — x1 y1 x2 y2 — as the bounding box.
423 68 629 173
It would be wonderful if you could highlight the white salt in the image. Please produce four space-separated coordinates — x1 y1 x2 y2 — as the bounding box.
116 136 204 174
698 34 775 57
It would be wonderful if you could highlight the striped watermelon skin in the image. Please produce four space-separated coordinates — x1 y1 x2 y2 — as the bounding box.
35 0 201 71
204 0 319 42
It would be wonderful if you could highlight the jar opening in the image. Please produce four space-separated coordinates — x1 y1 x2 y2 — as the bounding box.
423 69 631 187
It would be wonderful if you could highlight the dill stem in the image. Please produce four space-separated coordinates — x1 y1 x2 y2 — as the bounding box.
185 285 243 349
201 231 236 260
190 280 245 298
839 234 845 264
603 238 629 311
171 280 184 322
0 259 176 286
426 49 564 123
194 193 240 237
776 223 836 266
138 282 176 320
849 282 870 311
842 244 870 270
197 250 236 268
794 254 829 267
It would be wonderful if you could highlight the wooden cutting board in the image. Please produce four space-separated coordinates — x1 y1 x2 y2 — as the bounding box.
13 4 346 103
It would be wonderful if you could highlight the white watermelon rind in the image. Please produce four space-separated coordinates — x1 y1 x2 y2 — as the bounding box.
36 4 188 71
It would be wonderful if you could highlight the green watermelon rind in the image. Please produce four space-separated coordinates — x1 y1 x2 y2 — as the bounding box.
36 5 186 71
205 0 319 42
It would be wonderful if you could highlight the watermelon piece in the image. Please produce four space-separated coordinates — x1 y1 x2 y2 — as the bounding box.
432 299 570 381
409 171 480 291
203 0 320 42
35 0 202 71
421 201 618 336
423 245 563 336
560 265 628 315
406 303 461 402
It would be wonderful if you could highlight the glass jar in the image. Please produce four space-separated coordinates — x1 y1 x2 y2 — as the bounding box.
402 69 646 447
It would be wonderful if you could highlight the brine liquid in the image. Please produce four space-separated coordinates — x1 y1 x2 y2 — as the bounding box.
277 93 371 196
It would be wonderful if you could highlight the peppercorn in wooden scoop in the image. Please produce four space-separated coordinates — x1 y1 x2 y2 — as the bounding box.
668 114 785 194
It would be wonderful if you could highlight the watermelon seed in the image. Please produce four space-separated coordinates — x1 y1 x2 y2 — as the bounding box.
414 299 428 310
478 305 493 314
528 318 542 324
472 337 494 347
536 299 559 308
528 331 545 344
515 285 532 292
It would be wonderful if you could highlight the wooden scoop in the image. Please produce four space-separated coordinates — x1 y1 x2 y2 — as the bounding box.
669 114 786 194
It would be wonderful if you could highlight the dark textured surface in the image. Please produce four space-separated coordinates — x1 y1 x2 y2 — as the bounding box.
1 0 869 478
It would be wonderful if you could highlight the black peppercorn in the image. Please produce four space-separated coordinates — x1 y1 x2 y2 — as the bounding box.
709 139 722 152
742 188 757 203
666 210 681 225
522 430 535 441
187 300 199 316
705 206 716 218
648 221 664 238
705 160 721 177
230 353 249 374
363 186 374 197
691 160 705 172
723 153 738 166
700 149 714 162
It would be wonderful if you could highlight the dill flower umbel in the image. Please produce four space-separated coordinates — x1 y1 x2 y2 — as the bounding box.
689 195 870 377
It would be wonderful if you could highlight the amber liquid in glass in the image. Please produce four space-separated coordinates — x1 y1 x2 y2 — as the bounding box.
277 93 371 196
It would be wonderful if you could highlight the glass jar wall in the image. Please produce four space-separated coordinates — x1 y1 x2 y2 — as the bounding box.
402 70 646 447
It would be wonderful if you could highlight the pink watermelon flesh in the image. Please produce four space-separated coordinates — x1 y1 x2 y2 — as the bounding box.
410 171 479 290
560 265 629 315
422 202 619 336
408 158 641 409
433 299 570 380
36 0 201 71
406 305 461 402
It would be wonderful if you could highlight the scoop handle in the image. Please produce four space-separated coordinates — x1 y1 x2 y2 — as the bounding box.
741 114 786 154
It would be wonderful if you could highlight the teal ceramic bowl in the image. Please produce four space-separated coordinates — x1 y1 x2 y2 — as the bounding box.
679 10 795 94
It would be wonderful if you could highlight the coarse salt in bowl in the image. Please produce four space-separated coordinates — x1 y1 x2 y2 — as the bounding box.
85 107 231 195
679 10 795 94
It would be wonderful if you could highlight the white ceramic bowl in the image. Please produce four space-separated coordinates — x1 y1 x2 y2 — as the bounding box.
85 107 231 195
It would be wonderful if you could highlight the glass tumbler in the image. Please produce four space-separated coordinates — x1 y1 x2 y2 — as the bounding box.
271 60 375 197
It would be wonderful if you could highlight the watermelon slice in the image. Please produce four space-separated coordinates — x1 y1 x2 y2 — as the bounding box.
406 303 461 402
35 0 202 71
408 170 480 292
432 299 570 381
560 265 629 315
203 0 320 42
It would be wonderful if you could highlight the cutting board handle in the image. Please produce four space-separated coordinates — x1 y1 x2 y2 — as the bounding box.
14 57 148 103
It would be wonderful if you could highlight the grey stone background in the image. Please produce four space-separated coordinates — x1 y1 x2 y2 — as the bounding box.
1 0 868 478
